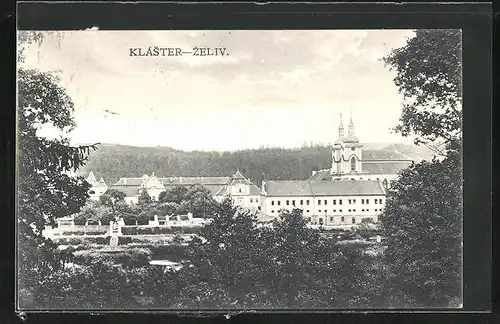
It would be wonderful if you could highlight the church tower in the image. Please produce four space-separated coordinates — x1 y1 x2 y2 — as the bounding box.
331 112 363 175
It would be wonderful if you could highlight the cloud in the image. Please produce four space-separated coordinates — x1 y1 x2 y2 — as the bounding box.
20 29 417 150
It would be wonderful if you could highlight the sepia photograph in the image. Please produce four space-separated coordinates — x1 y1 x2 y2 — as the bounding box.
16 28 463 310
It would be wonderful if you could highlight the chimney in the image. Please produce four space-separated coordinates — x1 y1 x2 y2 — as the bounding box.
123 178 127 185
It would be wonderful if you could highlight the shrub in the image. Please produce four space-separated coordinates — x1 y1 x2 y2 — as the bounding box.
118 236 132 245
123 215 138 226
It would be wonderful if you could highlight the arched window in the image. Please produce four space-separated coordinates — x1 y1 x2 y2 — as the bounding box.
350 157 356 171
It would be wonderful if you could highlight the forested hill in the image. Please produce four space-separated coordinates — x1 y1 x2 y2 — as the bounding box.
77 143 435 186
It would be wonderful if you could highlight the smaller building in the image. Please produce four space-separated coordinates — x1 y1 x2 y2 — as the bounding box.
85 171 108 200
214 170 261 211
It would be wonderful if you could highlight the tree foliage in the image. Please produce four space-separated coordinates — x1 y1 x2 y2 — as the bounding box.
137 190 152 205
381 30 463 307
17 32 98 308
383 29 462 152
159 185 188 204
99 188 126 213
380 153 462 307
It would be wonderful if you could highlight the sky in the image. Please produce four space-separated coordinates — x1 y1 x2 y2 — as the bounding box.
21 29 416 151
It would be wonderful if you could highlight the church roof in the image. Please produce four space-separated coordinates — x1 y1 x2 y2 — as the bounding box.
363 149 412 160
308 170 332 181
264 180 385 197
361 161 413 174
342 134 360 143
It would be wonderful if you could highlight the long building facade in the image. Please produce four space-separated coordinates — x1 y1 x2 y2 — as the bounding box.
260 180 386 225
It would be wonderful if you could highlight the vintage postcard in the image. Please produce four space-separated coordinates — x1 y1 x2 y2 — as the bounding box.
16 29 463 311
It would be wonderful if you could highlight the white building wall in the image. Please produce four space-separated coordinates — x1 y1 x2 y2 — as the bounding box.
261 194 386 226
146 188 164 201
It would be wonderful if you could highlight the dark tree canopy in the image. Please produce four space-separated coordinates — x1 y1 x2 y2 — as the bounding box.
137 190 152 205
383 30 462 152
99 188 126 212
381 30 463 308
380 153 462 307
159 185 188 204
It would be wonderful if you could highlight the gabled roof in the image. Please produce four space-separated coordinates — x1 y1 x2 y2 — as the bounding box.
233 170 245 179
249 183 261 196
264 180 385 197
86 171 97 183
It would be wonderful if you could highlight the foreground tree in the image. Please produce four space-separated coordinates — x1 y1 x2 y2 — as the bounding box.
383 29 462 155
180 198 263 307
381 29 463 307
17 31 98 307
380 152 462 307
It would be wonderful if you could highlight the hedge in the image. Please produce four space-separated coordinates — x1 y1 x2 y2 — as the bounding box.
60 231 107 236
52 236 111 245
73 247 152 268
121 226 202 235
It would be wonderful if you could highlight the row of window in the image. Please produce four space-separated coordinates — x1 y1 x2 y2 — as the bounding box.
269 208 383 214
249 198 259 203
307 216 365 224
270 198 384 206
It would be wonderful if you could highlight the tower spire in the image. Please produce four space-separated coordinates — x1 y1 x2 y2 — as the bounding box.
348 109 355 135
338 113 345 137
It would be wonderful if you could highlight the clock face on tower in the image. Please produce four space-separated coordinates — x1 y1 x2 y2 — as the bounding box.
351 147 355 151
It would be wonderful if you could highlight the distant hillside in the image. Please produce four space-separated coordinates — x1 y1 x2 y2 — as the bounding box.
77 143 435 186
